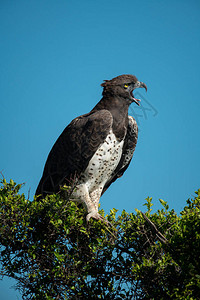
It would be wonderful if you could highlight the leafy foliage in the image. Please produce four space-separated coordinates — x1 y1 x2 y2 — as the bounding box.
0 179 200 299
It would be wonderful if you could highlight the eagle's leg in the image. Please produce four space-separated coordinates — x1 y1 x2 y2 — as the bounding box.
69 184 102 222
87 189 111 226
86 189 102 223
70 184 110 225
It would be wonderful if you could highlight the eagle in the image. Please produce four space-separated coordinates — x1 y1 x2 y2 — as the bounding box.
36 74 147 223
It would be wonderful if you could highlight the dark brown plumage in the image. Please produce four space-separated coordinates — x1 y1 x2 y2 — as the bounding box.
36 74 147 223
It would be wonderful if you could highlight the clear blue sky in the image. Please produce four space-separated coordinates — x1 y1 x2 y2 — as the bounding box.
0 0 200 298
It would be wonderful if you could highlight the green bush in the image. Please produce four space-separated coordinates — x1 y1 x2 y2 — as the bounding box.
0 179 200 299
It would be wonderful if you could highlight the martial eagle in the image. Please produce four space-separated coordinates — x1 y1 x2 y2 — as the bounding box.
36 75 147 222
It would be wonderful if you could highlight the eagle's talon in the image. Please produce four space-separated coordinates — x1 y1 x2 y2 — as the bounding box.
86 212 111 226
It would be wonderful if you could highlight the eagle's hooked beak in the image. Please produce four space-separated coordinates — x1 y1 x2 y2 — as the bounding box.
135 81 147 92
131 81 147 106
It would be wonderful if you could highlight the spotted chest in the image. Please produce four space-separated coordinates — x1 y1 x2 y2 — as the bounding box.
79 130 124 192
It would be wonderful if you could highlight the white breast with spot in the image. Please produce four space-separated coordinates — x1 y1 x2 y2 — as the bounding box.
81 130 124 192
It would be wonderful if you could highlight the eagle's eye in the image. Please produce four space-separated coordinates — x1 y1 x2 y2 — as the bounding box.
124 84 129 88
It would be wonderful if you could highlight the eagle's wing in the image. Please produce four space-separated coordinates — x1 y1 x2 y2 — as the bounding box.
36 110 113 197
102 116 138 195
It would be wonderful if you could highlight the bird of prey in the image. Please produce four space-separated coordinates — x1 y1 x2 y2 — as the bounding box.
36 74 147 222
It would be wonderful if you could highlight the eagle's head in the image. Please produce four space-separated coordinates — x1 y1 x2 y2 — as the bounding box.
101 74 147 105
